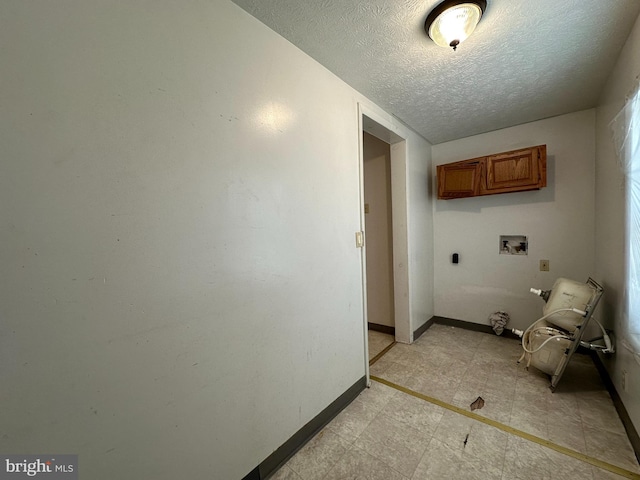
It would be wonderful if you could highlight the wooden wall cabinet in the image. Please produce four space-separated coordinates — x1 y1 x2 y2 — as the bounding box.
437 145 546 200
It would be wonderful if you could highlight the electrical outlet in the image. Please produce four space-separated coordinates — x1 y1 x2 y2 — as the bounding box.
622 370 628 392
540 260 550 271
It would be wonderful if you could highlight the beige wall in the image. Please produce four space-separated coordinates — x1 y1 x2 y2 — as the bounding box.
363 132 394 328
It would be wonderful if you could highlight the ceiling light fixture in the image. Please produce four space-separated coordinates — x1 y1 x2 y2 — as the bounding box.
425 0 487 51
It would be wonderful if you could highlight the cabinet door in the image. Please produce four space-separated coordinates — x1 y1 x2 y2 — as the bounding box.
484 146 546 193
437 161 481 199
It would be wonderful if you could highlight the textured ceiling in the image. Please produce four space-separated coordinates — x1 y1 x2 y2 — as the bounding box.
230 0 640 144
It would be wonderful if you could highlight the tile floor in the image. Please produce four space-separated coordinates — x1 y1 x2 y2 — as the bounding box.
367 329 396 361
270 324 640 479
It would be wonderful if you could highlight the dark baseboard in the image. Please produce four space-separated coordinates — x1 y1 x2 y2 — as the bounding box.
368 322 395 336
431 316 595 353
431 315 521 341
242 375 367 480
408 315 515 343
243 467 260 480
413 317 435 341
590 352 640 464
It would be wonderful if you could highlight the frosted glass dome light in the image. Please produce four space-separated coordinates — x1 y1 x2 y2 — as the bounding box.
425 0 487 51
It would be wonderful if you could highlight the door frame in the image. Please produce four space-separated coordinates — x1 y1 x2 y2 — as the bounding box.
358 103 412 382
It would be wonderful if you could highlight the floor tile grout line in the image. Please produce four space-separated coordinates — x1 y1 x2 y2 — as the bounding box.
324 420 410 480
369 341 397 366
370 375 640 479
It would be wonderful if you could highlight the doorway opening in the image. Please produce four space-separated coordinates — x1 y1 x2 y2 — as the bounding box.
358 106 411 380
363 132 396 360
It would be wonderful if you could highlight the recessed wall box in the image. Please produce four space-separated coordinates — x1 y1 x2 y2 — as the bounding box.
500 235 527 255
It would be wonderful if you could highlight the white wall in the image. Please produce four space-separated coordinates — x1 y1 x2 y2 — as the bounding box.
595 11 640 433
408 135 435 337
432 110 596 331
0 1 432 479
